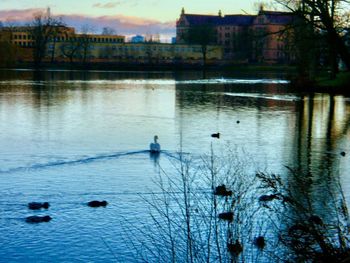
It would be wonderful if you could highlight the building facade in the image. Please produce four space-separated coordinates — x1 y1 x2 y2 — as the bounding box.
0 26 222 65
176 7 296 63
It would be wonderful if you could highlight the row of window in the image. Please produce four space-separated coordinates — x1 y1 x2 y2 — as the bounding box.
56 55 208 60
106 46 202 52
13 34 33 40
12 34 124 43
14 41 34 47
48 37 124 43
14 41 207 53
217 26 239 32
87 45 203 52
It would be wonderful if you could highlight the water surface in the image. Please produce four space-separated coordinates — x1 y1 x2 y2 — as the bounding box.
0 69 349 262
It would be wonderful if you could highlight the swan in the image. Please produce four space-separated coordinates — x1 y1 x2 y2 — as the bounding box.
150 135 161 153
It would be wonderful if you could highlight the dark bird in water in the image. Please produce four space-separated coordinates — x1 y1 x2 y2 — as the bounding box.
236 120 240 124
214 184 232 196
259 194 280 202
254 236 265 249
150 135 161 153
88 200 108 207
211 133 220 138
28 202 50 210
26 215 52 223
341 151 346 157
227 240 243 256
309 215 323 225
218 212 233 221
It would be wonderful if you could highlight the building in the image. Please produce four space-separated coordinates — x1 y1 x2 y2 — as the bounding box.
131 35 145 43
0 26 125 48
176 7 296 63
51 42 222 65
0 26 222 65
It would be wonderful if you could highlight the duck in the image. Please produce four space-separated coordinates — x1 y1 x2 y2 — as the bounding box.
25 215 52 223
150 135 161 153
28 202 50 210
88 200 108 207
211 133 220 139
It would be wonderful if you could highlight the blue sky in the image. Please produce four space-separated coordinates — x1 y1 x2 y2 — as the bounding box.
0 0 264 39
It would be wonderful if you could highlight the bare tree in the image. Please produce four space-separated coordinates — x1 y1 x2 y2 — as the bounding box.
275 0 350 77
60 35 81 65
30 9 65 67
80 25 92 64
101 27 116 35
184 24 217 65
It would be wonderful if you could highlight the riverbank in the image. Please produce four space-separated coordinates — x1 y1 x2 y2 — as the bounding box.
1 61 297 73
316 72 350 90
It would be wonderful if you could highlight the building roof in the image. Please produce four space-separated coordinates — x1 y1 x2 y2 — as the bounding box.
181 11 294 27
183 14 221 26
220 15 256 26
259 11 295 24
183 14 256 26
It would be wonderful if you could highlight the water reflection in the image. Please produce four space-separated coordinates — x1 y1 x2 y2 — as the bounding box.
0 69 350 261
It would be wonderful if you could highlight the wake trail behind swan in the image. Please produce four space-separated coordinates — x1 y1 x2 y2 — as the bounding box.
0 150 149 174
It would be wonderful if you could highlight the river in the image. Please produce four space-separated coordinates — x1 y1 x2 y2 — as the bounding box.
0 69 349 262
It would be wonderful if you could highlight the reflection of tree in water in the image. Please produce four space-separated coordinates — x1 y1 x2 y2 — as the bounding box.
125 93 350 262
277 94 350 262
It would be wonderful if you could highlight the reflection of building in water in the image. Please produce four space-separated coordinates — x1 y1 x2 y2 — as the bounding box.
285 94 350 228
293 94 350 176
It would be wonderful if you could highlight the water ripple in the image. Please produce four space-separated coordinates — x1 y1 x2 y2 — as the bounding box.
0 78 290 86
0 150 149 174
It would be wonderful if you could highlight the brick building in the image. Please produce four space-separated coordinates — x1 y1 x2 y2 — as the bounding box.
176 7 296 63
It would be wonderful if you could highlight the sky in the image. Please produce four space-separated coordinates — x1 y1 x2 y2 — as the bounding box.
0 0 263 40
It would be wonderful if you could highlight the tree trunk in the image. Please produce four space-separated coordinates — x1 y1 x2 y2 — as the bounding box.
202 45 207 66
333 31 350 70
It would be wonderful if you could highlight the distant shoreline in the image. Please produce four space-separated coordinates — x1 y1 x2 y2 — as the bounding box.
1 62 297 73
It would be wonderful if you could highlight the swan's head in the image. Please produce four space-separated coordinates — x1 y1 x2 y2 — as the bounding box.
154 135 159 142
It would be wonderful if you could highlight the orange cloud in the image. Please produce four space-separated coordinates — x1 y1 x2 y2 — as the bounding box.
0 8 175 39
93 2 119 8
92 1 139 9
0 8 46 22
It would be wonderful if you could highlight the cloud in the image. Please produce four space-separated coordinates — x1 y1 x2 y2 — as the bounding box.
61 14 175 38
92 1 139 9
0 8 45 22
0 8 175 38
93 2 119 8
